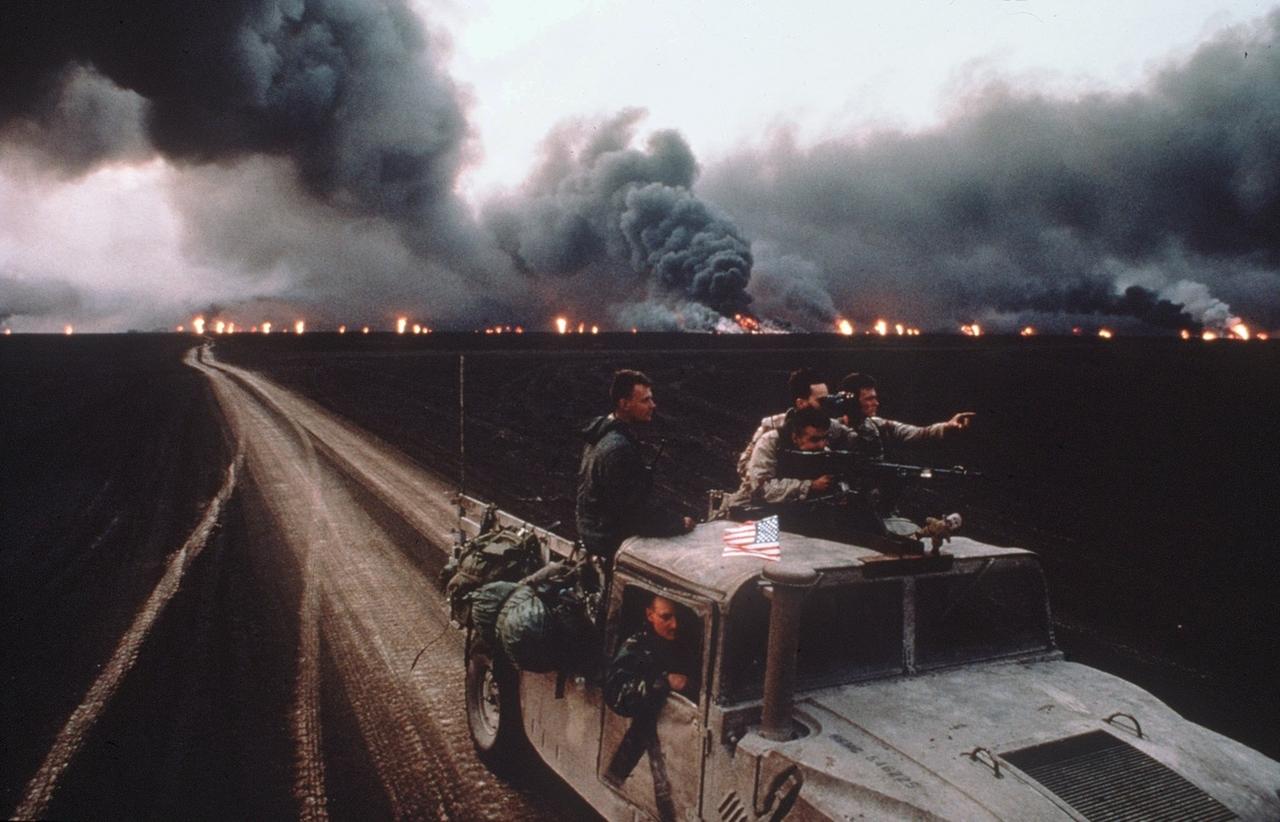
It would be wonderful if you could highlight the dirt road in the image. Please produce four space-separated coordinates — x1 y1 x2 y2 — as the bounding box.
8 343 585 820
186 344 580 820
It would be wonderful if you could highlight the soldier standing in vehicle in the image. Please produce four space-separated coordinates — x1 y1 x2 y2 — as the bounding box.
724 405 835 511
735 367 855 481
576 370 694 561
836 372 974 462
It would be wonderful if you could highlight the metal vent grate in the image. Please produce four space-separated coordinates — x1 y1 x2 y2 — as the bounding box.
718 790 749 822
1002 730 1236 821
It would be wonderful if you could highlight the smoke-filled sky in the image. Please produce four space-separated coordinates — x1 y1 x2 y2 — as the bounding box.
1 0 1277 332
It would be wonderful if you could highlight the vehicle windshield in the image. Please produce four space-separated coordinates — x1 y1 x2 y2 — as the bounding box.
720 579 904 703
719 559 1054 703
914 560 1053 668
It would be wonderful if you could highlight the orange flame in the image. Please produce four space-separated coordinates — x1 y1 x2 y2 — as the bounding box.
591 325 599 334
1020 326 1036 337
961 323 982 337
1180 329 1191 340
1257 332 1269 340
64 325 74 335
555 317 568 334
193 317 206 335
836 318 854 335
294 320 305 335
1098 328 1113 339
362 326 370 334
338 325 346 334
176 325 185 333
262 321 272 334
1202 330 1218 341
396 317 408 334
873 319 888 336
734 313 761 332
412 323 421 334
1229 322 1250 341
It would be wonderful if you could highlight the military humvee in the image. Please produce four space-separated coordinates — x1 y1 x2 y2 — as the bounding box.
455 496 1280 820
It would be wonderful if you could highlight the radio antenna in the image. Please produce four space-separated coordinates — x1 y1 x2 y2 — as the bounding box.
458 353 466 511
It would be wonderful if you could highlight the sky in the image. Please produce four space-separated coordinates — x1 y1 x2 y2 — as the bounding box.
1 0 1277 333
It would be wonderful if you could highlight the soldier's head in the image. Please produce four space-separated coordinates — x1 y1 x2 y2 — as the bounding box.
646 594 679 641
610 369 655 424
839 372 879 418
787 367 829 410
784 405 830 451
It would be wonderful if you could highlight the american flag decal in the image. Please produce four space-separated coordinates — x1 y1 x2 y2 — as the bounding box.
722 516 781 561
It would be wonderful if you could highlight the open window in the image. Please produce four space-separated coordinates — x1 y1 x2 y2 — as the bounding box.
599 581 712 819
611 586 705 701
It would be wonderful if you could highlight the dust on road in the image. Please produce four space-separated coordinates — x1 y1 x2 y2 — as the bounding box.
188 344 571 820
10 343 583 820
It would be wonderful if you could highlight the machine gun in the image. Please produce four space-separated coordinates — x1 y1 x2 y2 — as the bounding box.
775 448 981 485
771 449 980 553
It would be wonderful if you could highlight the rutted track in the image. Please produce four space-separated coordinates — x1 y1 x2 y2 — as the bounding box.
188 345 570 820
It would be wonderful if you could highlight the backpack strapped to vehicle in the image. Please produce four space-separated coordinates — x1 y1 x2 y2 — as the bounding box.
442 519 545 627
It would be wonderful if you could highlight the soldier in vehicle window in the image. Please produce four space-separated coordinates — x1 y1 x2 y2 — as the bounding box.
603 593 695 813
576 370 694 561
604 594 693 714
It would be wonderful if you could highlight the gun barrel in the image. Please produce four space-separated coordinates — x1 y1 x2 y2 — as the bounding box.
775 449 981 481
875 462 980 479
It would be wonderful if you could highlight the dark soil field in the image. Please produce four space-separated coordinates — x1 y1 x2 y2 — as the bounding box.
1 336 584 820
214 331 1280 760
1 336 237 815
3 332 1277 818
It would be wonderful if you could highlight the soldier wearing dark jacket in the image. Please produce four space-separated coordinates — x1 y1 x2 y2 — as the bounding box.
604 594 692 816
576 370 692 560
604 595 692 716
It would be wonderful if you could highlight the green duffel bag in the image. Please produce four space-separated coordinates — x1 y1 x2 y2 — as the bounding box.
444 526 543 625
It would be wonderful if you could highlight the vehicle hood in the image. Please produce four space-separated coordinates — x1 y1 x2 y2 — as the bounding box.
738 658 1280 820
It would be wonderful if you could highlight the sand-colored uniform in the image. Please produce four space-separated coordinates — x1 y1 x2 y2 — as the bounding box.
848 415 948 462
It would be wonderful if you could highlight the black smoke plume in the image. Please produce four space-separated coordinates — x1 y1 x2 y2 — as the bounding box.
0 0 498 327
1005 282 1200 330
702 10 1280 331
1 1 469 227
483 110 754 326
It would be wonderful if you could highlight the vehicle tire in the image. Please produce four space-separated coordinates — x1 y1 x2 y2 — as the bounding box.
465 639 528 774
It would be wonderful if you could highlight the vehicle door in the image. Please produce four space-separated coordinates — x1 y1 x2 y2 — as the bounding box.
598 579 713 821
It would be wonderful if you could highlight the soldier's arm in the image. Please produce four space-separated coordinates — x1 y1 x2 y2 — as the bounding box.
745 434 814 503
876 417 948 445
604 638 670 717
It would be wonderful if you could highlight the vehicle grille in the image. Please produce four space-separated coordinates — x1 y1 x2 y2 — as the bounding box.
1002 730 1237 821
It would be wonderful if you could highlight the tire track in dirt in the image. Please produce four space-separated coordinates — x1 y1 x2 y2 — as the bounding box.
14 448 243 820
190 348 331 819
192 345 559 820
